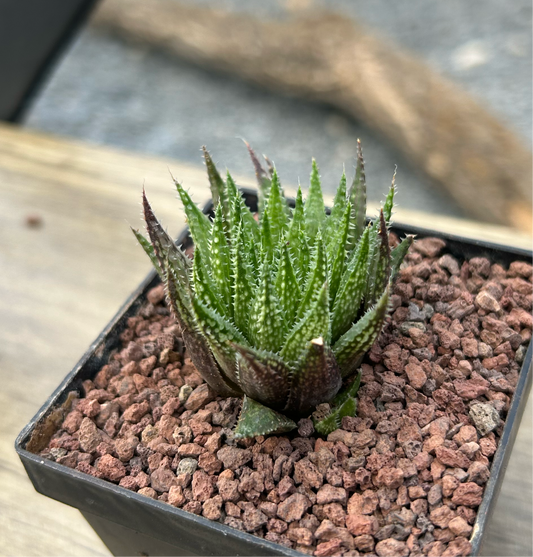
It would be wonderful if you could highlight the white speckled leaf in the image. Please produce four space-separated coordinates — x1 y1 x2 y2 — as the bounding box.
234 396 296 439
281 282 330 364
346 139 367 252
333 287 390 377
265 168 289 246
192 297 247 384
252 260 286 353
331 226 370 341
325 171 347 247
233 343 291 409
210 204 233 315
287 186 310 282
328 200 352 306
285 337 342 416
296 232 327 321
304 159 326 240
276 244 301 328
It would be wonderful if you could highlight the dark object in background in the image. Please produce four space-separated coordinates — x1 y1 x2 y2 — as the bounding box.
15 190 533 557
0 0 98 122
25 213 44 228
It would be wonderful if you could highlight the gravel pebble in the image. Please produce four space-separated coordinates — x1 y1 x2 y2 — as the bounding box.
277 493 312 522
375 538 409 556
469 403 501 436
96 454 126 482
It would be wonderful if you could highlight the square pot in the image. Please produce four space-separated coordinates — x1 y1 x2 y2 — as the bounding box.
16 189 532 556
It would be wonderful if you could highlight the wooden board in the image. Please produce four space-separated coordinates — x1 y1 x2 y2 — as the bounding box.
0 122 530 556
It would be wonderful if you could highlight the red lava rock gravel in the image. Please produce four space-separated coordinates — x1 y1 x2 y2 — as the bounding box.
40 239 532 556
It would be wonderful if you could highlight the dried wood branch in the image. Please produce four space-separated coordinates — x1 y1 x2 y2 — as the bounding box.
92 0 532 231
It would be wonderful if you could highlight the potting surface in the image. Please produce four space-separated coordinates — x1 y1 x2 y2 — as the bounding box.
1 122 531 556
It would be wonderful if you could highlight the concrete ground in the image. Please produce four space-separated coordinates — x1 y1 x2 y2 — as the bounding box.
23 0 532 216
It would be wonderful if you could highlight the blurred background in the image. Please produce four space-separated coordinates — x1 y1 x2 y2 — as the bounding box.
3 0 532 225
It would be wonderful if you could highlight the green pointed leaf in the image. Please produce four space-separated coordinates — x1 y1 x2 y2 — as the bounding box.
131 228 162 277
165 264 194 329
243 214 261 275
328 200 352 305
245 140 271 214
265 168 289 246
234 396 296 439
174 180 212 257
331 371 362 407
285 337 342 416
333 287 390 377
227 186 260 275
192 297 247 384
383 176 396 224
252 260 286 353
225 171 260 245
228 183 242 246
314 397 357 436
142 191 192 288
363 183 395 308
227 171 262 246
226 171 259 249
203 146 230 227
287 186 310 281
210 203 233 314
233 226 256 340
260 211 274 265
391 235 415 280
241 200 261 244
296 232 327 320
276 244 301 327
347 139 367 252
304 159 326 240
331 226 370 341
225 170 239 207
325 170 347 246
314 410 342 436
366 210 391 308
166 267 241 397
193 247 227 317
315 371 364 436
281 282 330 364
233 343 291 410
362 215 381 308
225 171 243 246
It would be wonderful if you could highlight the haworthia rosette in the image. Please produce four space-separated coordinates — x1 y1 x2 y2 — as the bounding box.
138 145 412 438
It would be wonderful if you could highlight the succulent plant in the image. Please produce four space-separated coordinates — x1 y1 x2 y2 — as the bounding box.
133 141 413 438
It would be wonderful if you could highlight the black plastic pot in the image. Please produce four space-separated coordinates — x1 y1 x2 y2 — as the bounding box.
16 189 532 556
